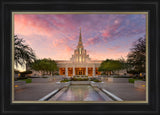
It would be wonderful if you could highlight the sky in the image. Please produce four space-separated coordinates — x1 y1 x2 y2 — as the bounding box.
14 13 146 65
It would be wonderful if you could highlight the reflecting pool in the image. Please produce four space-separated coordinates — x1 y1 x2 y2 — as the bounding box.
56 85 105 101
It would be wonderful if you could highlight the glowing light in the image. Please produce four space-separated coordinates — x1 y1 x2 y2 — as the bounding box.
79 48 81 54
18 73 21 77
14 85 19 87
141 85 145 87
79 56 81 62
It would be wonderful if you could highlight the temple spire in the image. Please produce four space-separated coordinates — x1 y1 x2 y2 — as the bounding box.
79 27 82 42
77 27 83 48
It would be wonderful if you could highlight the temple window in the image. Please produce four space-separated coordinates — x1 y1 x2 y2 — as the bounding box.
79 56 81 62
77 57 78 62
79 48 81 54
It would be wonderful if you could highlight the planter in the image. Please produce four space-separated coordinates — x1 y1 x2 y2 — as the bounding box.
90 81 104 88
71 81 90 85
108 78 129 83
56 81 70 88
14 81 26 89
134 80 146 89
61 82 70 87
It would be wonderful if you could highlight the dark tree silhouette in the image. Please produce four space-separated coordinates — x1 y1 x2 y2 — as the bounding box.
14 35 36 67
127 36 146 73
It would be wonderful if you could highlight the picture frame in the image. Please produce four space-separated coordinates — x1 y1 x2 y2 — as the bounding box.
1 0 159 115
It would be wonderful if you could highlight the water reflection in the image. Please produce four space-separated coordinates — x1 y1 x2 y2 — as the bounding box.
57 85 105 101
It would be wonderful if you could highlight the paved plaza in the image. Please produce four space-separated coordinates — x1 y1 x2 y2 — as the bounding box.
14 81 58 101
103 81 146 101
14 79 146 101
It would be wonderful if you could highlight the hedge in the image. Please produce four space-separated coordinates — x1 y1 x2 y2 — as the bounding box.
20 79 32 83
128 79 142 83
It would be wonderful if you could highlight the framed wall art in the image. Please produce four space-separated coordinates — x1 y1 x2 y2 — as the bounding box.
1 0 159 115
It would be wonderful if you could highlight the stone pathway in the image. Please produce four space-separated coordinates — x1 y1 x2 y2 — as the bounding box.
14 80 146 101
14 81 58 101
102 81 146 101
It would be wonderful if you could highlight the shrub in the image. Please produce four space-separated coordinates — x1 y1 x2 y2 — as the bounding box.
128 79 135 83
89 78 97 81
70 77 89 81
93 79 101 82
89 78 101 82
20 79 32 83
128 79 142 83
54 73 59 75
60 79 70 82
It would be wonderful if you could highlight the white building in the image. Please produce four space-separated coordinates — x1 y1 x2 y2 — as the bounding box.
56 28 103 77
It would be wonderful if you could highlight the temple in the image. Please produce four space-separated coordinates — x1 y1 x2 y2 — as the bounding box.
56 28 103 77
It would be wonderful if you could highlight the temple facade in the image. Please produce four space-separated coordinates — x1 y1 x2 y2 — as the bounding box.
55 28 103 77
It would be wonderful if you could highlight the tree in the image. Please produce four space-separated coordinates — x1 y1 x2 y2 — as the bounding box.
30 58 58 76
98 59 126 75
14 35 36 67
127 36 146 73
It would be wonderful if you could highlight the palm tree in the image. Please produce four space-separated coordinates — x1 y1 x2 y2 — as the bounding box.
30 58 58 76
14 35 36 67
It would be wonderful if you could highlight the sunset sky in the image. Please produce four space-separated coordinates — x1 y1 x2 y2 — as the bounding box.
14 13 146 62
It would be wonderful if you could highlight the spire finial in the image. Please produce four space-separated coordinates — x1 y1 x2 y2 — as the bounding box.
79 27 82 42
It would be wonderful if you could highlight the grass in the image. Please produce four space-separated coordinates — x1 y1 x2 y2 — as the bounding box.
128 79 142 83
20 79 32 83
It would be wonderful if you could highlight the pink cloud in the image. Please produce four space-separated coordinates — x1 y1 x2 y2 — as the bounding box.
52 39 65 47
90 51 128 60
65 46 74 53
85 37 101 47
14 15 54 37
102 31 110 37
14 14 146 61
106 46 121 51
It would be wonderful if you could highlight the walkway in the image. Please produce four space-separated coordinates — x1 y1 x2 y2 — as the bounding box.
102 81 146 101
14 81 58 101
14 80 146 101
